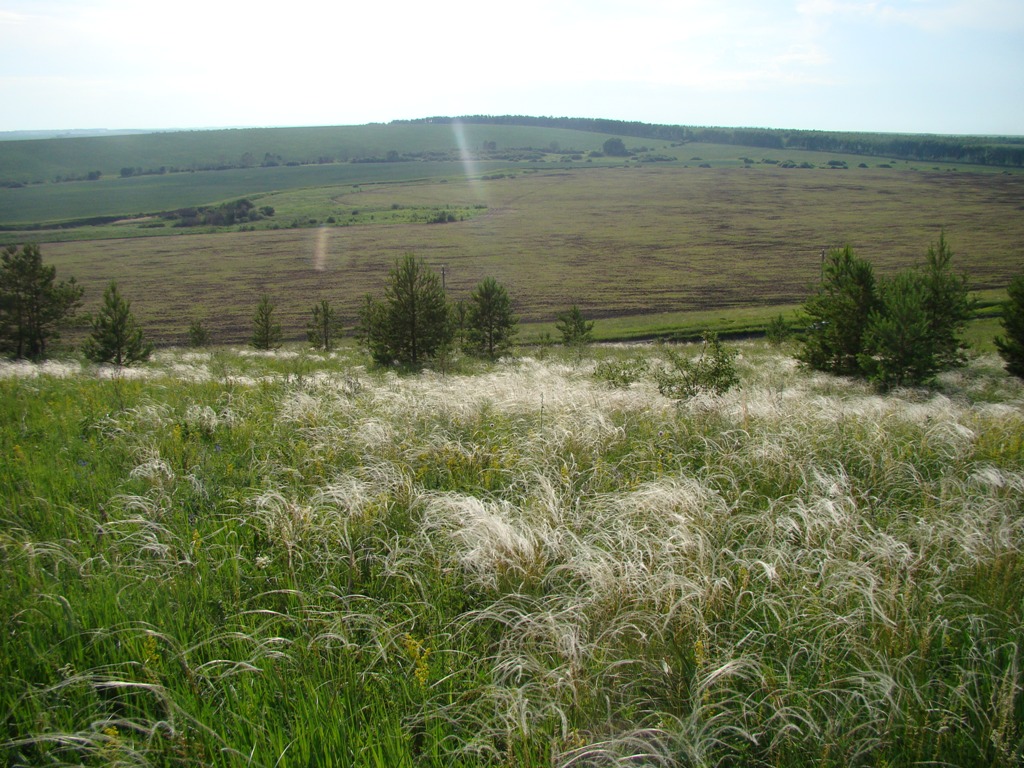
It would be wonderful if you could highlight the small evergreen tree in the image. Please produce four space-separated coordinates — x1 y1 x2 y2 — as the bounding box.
360 254 450 367
920 232 973 369
466 277 518 360
765 314 790 347
251 294 282 351
0 243 83 360
556 305 594 348
450 299 469 352
187 318 211 348
307 299 341 352
799 246 878 375
859 270 936 388
83 282 153 366
995 273 1024 379
356 293 389 362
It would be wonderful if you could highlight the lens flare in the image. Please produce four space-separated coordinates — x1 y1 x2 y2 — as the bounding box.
313 225 329 271
451 119 487 205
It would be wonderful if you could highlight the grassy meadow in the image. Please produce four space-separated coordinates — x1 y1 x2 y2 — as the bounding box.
2 341 1022 766
6 163 1023 346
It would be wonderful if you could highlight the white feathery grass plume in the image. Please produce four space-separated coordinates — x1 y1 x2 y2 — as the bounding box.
0 359 83 379
969 466 1024 493
128 451 175 484
419 491 548 589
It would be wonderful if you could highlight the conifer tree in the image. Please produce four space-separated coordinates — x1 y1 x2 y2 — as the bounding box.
859 271 936 388
466 277 517 360
251 294 282 351
83 282 152 366
307 299 341 352
921 232 973 369
995 273 1024 379
187 318 211 348
799 246 878 376
0 243 83 360
556 304 595 348
360 254 449 367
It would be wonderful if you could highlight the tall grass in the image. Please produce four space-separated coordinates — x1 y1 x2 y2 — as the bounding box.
1 343 1022 766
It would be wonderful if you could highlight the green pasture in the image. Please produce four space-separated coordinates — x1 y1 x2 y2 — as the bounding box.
0 162 518 230
0 123 614 185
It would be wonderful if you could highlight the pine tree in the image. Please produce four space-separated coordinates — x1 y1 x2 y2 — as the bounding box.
995 273 1024 379
556 305 594 348
920 232 973 369
307 299 341 352
0 243 83 360
799 246 878 375
859 270 936 388
186 318 211 348
83 282 153 366
361 254 450 367
466 277 518 360
251 294 282 351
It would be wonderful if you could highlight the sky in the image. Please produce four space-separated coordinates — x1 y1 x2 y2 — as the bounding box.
1 0 1022 136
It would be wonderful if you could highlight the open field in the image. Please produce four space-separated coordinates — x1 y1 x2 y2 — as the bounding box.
2 343 1022 766
2 120 1021 344
13 163 1024 345
0 123 618 186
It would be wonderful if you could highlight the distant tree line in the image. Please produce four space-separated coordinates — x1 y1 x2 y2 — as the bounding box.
395 116 1024 168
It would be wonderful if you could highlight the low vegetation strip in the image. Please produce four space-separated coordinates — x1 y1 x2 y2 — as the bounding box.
1 343 1022 766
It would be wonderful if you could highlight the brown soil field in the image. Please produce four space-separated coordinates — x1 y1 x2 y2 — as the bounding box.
40 165 1024 344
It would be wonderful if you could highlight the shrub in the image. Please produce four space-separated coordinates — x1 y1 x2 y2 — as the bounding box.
593 355 649 388
654 332 738 399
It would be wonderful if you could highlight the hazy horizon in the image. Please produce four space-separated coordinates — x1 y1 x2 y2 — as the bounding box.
1 118 1021 141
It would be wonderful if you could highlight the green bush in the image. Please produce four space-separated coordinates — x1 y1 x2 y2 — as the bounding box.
593 355 649 388
654 332 738 399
